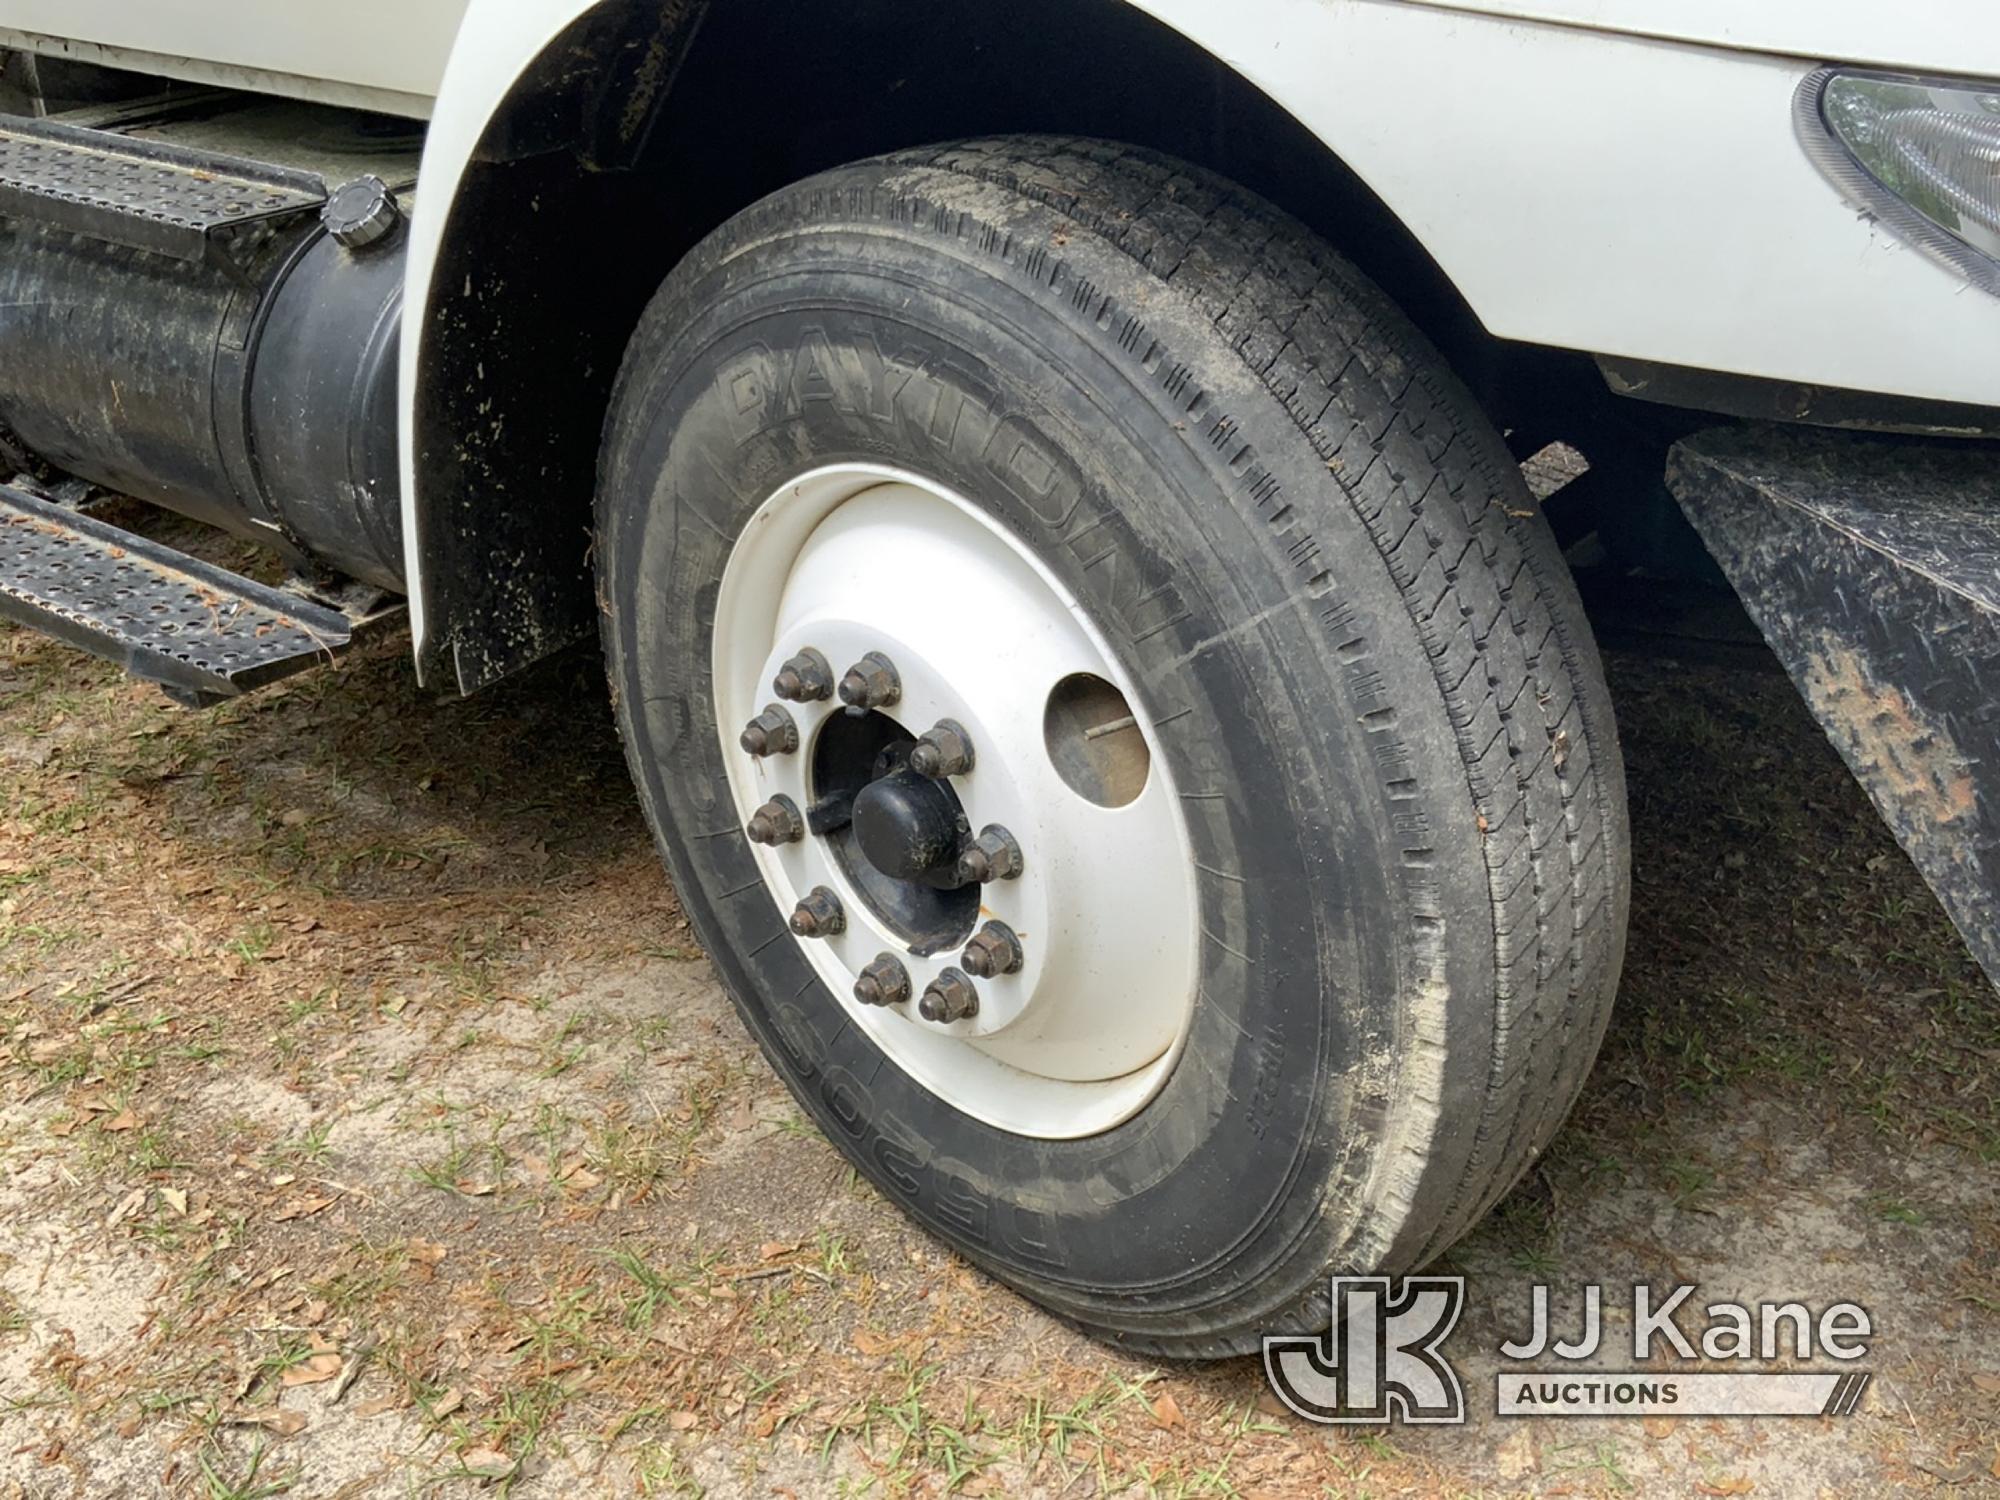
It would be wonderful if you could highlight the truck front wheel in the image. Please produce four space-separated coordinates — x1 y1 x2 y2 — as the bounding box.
596 137 1629 1356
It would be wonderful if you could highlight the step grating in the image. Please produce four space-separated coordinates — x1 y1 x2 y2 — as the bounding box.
0 484 367 703
0 115 325 273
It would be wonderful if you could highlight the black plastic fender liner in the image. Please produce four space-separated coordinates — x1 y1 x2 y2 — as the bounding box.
1668 424 2000 987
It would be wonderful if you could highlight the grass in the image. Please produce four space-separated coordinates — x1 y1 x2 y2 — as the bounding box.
266 1121 333 1168
224 923 278 963
408 1137 484 1196
634 1442 706 1497
2 586 1996 1496
197 1440 298 1500
1545 1440 1636 1493
1867 1194 1927 1226
821 1358 997 1493
309 1239 413 1314
1482 1184 1562 1276
609 1246 695 1328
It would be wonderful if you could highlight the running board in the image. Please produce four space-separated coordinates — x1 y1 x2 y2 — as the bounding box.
0 114 325 277
0 484 399 706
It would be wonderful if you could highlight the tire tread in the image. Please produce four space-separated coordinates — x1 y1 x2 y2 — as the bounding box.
884 136 1628 1349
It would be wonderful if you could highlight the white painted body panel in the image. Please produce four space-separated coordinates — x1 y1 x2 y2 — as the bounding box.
0 2 466 117
7 0 1989 116
1402 0 2000 77
386 0 1999 648
1147 0 2000 401
0 0 1991 647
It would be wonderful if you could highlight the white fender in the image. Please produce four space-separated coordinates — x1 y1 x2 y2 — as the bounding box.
398 0 2000 651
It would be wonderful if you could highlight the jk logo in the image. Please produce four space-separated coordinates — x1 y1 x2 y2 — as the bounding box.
1262 1276 1467 1424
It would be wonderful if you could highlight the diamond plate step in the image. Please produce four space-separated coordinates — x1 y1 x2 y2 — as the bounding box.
1670 424 2000 990
0 484 396 705
0 114 325 275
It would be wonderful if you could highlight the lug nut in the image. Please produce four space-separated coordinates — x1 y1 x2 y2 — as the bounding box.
772 648 833 703
746 795 804 846
954 825 1024 885
789 886 845 939
853 953 912 1007
837 652 901 712
739 704 799 757
909 719 974 779
961 920 1024 978
918 967 980 1024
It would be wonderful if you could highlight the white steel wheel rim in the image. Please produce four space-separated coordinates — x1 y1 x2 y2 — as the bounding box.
713 464 1199 1139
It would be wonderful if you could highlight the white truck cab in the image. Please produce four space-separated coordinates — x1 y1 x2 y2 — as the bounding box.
0 0 1993 1353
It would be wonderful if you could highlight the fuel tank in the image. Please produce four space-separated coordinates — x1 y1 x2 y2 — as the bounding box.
0 98 418 591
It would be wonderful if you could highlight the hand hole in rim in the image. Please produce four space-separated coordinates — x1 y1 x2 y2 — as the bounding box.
1044 672 1150 808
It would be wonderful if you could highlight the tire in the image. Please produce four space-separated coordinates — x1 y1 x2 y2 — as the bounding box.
596 136 1629 1357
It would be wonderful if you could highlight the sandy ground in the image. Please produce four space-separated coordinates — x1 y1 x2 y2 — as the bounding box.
0 509 1995 1497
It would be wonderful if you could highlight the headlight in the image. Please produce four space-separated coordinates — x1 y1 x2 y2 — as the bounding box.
1796 67 2000 296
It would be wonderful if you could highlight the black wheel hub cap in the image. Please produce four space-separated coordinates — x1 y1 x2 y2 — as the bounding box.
811 708 979 953
852 767 964 880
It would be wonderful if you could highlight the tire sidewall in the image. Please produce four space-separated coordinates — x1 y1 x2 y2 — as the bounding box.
599 172 1492 1341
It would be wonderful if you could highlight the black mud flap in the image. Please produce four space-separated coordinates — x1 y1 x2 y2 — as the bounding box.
1669 425 2000 987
